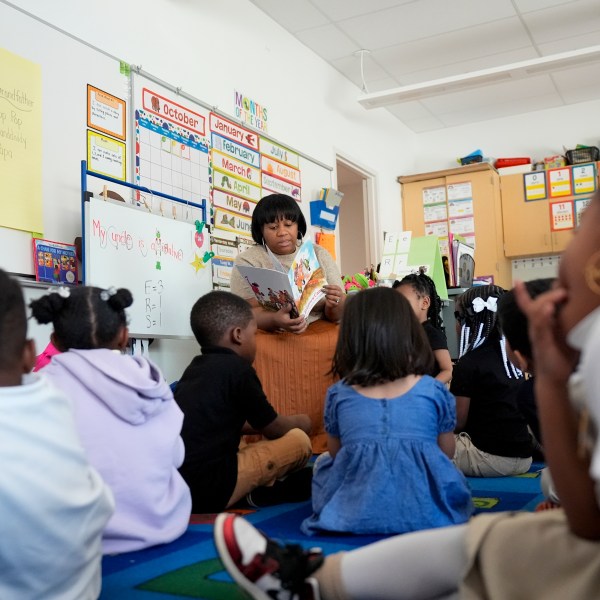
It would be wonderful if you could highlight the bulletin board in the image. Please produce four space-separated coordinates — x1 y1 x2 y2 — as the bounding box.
0 2 333 287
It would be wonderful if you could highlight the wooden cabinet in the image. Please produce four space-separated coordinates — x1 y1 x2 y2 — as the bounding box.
500 165 599 258
399 163 512 290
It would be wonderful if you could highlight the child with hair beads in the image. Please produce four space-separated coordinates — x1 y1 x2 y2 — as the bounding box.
301 287 472 536
214 188 600 600
30 285 191 554
393 270 453 384
0 269 113 598
176 291 313 513
451 284 534 476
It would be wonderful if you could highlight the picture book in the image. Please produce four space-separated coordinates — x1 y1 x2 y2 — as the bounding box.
237 239 326 319
33 238 78 285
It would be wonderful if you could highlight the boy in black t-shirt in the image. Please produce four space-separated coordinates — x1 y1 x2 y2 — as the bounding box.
175 291 312 513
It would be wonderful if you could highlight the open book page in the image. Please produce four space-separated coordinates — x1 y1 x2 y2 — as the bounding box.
237 240 327 320
237 265 301 318
288 240 326 317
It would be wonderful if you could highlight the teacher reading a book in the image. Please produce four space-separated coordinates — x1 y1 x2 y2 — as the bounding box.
230 194 345 334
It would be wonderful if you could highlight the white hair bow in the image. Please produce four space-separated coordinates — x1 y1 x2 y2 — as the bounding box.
472 296 497 313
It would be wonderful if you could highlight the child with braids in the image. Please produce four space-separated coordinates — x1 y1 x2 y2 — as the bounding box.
451 284 534 477
0 270 113 598
30 285 191 554
393 270 452 384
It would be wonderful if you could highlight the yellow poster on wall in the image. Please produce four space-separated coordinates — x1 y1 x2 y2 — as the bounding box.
0 48 42 233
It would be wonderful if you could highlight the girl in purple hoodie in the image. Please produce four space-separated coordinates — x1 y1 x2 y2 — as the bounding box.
30 286 191 554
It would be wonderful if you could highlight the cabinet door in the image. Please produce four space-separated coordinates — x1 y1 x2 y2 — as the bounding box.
500 174 552 257
446 170 511 288
401 176 446 235
551 229 574 253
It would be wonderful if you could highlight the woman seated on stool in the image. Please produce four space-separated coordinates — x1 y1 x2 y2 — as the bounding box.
230 193 345 333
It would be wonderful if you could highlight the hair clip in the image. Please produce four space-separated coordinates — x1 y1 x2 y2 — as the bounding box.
56 286 71 298
472 296 497 313
100 287 117 301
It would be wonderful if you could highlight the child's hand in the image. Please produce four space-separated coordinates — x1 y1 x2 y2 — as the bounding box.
514 280 578 386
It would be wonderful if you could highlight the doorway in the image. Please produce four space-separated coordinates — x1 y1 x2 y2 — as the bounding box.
336 157 377 277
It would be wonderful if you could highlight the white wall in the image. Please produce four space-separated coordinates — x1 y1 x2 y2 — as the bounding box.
412 99 600 173
8 0 418 379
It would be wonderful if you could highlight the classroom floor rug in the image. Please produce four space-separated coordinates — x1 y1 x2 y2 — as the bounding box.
101 463 545 599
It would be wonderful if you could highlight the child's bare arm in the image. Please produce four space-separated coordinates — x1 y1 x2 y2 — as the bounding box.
259 413 312 439
327 434 341 458
454 396 470 431
516 282 600 539
437 431 455 459
433 349 453 384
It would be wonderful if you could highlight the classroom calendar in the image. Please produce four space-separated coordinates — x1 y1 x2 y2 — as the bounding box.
134 83 211 222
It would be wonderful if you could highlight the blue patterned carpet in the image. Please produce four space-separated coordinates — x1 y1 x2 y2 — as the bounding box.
101 463 545 599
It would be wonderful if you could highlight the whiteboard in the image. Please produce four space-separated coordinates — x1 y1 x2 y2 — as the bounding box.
84 197 212 338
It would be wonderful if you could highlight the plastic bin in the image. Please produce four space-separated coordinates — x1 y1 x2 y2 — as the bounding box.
494 157 531 168
565 146 599 165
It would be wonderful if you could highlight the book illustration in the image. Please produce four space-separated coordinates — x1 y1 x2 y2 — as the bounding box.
237 240 326 319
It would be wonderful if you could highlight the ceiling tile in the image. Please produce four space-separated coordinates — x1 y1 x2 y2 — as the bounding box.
522 0 600 45
401 115 447 132
295 24 360 60
551 61 600 86
420 76 558 112
539 32 600 54
330 54 390 84
437 93 564 127
336 0 517 51
249 0 330 33
372 19 534 81
314 0 413 22
385 101 434 120
514 0 576 12
391 49 539 85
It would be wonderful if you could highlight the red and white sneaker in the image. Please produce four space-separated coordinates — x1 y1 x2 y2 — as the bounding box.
213 513 324 600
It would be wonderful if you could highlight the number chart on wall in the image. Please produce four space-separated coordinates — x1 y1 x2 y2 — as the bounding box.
133 75 211 221
85 197 212 338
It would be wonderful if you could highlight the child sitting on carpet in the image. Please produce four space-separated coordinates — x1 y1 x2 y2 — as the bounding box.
393 269 453 384
175 290 313 513
498 278 555 462
451 284 535 476
30 285 191 554
0 270 113 598
214 186 600 600
301 287 472 536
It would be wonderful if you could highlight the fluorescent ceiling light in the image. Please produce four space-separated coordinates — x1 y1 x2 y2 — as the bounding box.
358 45 600 109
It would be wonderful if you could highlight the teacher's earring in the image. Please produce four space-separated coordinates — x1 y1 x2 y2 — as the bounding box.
296 233 304 247
584 249 600 295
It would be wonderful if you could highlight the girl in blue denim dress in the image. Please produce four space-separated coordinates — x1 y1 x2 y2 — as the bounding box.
301 287 472 536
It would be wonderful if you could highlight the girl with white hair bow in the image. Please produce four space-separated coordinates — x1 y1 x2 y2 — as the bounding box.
450 284 535 477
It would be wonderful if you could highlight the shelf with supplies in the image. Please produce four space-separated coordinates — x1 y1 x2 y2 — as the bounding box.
398 163 512 290
499 162 599 258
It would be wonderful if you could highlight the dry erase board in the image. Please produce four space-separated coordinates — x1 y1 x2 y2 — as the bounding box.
84 197 212 338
